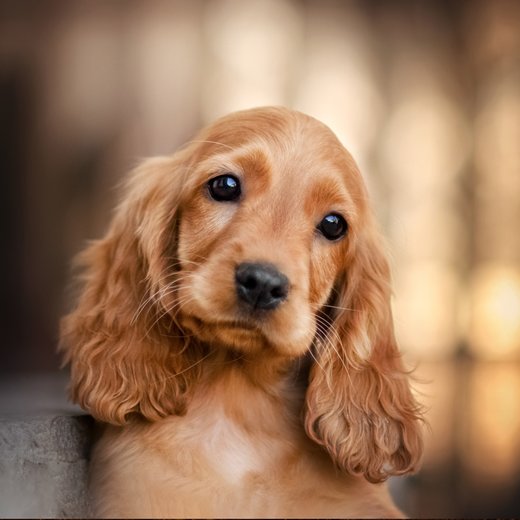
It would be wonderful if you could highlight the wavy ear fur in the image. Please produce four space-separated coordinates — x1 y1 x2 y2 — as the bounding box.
60 155 202 425
305 221 424 483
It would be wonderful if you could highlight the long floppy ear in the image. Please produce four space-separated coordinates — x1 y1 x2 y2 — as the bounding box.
60 154 202 425
304 220 424 483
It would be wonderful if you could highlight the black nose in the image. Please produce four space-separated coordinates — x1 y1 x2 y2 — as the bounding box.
235 262 289 311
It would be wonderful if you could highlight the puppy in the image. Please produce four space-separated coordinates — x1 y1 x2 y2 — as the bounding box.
61 106 423 518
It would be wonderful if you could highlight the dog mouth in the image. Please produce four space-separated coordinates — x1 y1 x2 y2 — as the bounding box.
180 313 274 352
219 321 259 334
185 314 257 331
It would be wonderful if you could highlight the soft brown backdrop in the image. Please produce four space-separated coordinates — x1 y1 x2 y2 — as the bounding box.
1 0 519 517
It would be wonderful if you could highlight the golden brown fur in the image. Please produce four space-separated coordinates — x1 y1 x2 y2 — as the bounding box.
60 107 423 518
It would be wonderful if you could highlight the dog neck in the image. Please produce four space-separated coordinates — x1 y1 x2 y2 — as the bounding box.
190 347 309 435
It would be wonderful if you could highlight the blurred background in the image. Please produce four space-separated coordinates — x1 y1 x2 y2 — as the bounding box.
1 0 520 516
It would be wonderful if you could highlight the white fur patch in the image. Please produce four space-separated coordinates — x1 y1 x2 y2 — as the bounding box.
202 412 265 484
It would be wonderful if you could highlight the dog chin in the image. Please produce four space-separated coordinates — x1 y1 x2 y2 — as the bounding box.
181 314 317 359
180 314 273 354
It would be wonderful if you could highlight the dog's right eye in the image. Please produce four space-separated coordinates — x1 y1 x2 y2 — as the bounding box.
207 174 241 202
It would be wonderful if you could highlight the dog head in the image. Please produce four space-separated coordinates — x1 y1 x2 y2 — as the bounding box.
61 107 423 482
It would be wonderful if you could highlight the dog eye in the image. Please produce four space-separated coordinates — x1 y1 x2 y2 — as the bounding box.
207 174 241 202
317 213 348 241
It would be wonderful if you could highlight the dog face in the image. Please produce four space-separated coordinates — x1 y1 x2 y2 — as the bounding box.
175 111 363 358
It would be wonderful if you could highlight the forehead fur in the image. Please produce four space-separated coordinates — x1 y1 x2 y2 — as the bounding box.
189 107 368 215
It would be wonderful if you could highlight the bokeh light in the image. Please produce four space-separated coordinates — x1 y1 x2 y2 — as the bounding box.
470 264 520 359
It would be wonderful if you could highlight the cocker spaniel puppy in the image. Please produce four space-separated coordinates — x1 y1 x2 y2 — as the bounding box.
61 107 423 518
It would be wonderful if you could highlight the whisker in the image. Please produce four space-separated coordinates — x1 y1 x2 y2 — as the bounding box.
132 278 180 325
314 313 350 376
163 258 205 269
161 350 214 382
319 303 358 313
187 139 235 152
307 343 327 376
132 271 197 325
315 314 343 350
143 292 198 338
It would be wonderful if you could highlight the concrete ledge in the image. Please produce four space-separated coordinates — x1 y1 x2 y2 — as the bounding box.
0 374 94 518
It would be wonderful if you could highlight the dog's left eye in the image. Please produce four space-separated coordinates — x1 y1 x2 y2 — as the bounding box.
317 213 348 241
207 174 241 202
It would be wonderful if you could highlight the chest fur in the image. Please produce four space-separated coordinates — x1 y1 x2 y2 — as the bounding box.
88 372 397 518
91 405 308 517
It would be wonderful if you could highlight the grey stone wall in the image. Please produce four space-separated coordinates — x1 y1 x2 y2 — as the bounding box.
0 375 93 518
